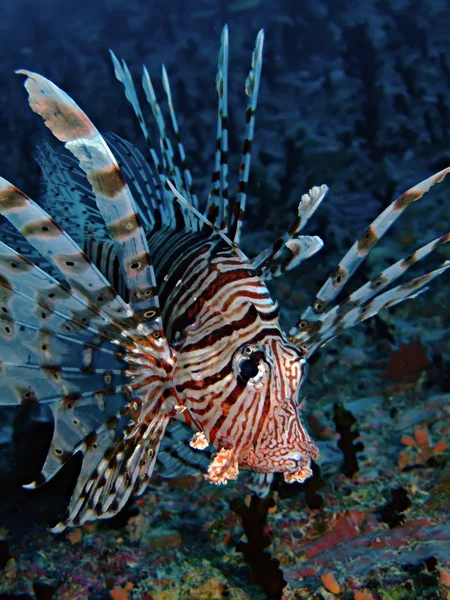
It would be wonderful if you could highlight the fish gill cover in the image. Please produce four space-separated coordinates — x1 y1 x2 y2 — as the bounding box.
0 1 449 599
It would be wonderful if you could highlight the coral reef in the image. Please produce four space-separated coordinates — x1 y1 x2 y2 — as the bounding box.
332 402 365 478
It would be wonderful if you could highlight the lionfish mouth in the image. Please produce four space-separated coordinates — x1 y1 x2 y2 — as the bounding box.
279 435 320 482
283 461 314 484
238 437 319 481
282 451 316 483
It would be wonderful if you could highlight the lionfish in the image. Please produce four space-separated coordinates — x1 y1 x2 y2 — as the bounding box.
0 26 449 532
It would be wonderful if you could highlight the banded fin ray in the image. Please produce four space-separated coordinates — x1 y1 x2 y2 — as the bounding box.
109 50 166 210
111 52 200 231
290 168 450 350
205 24 230 230
161 64 200 211
228 28 264 245
296 234 450 353
142 63 195 229
0 176 130 323
52 408 170 532
251 185 328 279
17 69 165 337
104 133 162 231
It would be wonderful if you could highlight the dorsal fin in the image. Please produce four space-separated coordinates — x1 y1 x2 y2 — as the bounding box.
142 65 196 230
228 29 265 244
109 50 166 208
37 142 108 242
205 24 230 231
166 180 247 260
251 185 327 278
17 70 166 338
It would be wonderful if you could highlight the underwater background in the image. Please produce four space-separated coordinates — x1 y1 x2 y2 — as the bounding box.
0 0 449 598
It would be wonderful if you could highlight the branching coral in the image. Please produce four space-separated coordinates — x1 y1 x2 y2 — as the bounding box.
332 402 365 478
230 495 286 599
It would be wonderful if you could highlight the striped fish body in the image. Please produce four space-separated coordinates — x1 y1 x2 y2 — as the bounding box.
150 231 317 483
0 25 449 531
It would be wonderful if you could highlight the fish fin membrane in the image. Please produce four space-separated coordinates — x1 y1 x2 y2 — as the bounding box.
51 411 170 531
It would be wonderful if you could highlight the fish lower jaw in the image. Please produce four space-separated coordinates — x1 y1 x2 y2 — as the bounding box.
283 460 314 484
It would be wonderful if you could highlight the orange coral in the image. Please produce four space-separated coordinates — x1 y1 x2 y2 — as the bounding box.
399 423 448 469
354 590 375 600
110 582 133 600
440 567 450 586
320 571 341 594
67 528 83 545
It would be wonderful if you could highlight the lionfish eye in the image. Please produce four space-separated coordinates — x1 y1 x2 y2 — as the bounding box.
239 359 259 382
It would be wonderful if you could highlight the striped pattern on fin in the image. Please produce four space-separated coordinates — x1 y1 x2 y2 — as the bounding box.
251 185 328 279
104 133 163 231
229 29 265 244
156 421 212 478
0 243 133 484
39 135 165 240
37 143 107 245
52 411 170 532
83 237 127 301
17 70 164 337
289 168 450 351
109 50 166 209
292 234 450 353
205 24 230 231
0 177 129 323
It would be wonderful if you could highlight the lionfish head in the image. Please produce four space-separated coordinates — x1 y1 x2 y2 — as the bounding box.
175 315 318 485
235 335 319 482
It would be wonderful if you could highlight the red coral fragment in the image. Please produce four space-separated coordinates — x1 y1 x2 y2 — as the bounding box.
378 339 430 386
304 510 377 559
